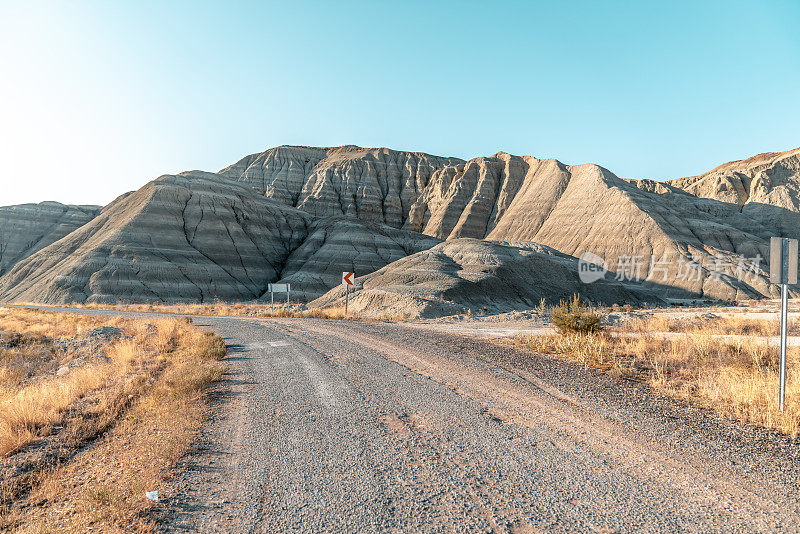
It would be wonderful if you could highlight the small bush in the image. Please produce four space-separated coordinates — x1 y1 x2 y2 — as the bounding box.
194 331 227 361
550 294 603 335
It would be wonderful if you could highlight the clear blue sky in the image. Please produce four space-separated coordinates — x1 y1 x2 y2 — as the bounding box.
1 0 799 206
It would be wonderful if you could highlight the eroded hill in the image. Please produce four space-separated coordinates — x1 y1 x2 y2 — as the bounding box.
1 144 798 308
222 145 800 301
0 172 439 303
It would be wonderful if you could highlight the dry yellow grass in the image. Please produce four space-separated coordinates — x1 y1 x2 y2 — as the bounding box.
510 317 800 436
0 364 113 457
68 301 355 320
36 300 414 322
0 307 227 532
623 313 799 336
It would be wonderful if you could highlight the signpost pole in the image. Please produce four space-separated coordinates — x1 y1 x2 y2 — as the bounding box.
780 237 789 411
342 271 354 315
287 285 290 311
271 291 274 312
781 280 788 411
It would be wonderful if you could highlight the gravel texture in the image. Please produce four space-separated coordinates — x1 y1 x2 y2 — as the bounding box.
14 307 800 532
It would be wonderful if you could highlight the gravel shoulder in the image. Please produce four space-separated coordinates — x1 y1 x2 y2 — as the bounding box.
11 306 800 532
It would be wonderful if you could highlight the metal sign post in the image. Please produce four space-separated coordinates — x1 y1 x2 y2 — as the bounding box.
770 237 798 411
342 272 354 314
781 279 788 411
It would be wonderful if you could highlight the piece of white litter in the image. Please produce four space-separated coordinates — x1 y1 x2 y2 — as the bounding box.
128 394 134 399
145 491 159 501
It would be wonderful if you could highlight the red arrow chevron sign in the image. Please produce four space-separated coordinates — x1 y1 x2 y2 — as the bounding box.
342 271 354 285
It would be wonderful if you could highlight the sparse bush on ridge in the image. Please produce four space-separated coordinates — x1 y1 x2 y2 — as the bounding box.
550 294 603 335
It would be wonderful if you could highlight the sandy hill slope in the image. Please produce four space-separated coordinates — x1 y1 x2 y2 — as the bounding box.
0 172 439 303
310 239 651 319
483 160 792 300
0 202 100 276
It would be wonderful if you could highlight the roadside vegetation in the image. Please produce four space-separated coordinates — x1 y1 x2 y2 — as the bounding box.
0 307 227 532
510 296 800 437
550 294 603 334
66 301 356 320
35 301 418 322
623 313 800 336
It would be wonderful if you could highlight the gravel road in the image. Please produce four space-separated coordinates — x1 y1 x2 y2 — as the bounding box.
19 307 800 532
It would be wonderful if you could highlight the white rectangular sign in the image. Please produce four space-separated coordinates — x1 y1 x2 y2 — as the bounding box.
268 283 290 292
342 271 354 285
770 237 798 285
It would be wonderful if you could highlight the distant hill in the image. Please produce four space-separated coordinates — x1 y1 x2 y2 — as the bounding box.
0 202 100 276
310 239 651 319
669 147 800 214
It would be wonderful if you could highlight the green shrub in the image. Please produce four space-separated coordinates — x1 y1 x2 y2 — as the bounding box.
551 294 603 335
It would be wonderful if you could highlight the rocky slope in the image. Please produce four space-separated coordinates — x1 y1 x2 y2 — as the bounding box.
310 239 651 319
0 173 438 303
0 202 100 276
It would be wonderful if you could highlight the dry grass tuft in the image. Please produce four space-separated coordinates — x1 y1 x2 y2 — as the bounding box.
0 364 113 456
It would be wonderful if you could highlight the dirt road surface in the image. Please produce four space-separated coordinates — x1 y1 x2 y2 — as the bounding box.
20 307 800 532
